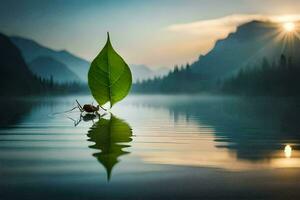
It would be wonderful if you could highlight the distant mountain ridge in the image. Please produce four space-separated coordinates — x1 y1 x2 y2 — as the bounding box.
29 56 81 83
191 20 300 80
133 20 300 94
130 64 168 82
11 36 90 82
11 36 165 83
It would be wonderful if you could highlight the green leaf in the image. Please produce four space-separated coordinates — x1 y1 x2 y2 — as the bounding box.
88 33 132 108
87 115 132 181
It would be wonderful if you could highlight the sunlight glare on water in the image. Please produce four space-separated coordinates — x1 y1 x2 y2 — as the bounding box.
285 145 292 158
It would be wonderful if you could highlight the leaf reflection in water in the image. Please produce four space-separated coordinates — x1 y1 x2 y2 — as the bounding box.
87 115 132 181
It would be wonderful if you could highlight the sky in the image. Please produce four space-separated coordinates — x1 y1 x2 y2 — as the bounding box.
1 0 300 69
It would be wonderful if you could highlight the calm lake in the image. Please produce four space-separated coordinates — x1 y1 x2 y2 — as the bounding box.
1 95 300 199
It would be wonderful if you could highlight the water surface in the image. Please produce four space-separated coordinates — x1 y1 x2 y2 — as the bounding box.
1 95 300 199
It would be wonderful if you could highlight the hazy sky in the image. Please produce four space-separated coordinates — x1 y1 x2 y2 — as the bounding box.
1 0 300 68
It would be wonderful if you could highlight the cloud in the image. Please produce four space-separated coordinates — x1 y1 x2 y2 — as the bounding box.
161 14 300 66
167 14 264 35
166 14 300 36
271 14 300 22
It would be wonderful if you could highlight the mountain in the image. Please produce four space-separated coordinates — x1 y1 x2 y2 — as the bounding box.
191 20 300 80
10 36 89 82
29 56 81 83
11 36 164 83
0 33 41 95
133 20 300 94
130 64 168 82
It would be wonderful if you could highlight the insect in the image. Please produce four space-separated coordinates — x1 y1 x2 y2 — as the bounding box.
70 100 106 114
66 100 107 126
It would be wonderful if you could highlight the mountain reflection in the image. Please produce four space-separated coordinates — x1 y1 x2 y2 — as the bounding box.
0 99 33 127
133 96 300 162
170 97 300 161
87 115 132 181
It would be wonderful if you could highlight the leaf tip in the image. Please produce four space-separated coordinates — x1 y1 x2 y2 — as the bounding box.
107 32 110 41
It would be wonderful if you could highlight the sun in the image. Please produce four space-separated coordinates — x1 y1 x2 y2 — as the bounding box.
283 22 296 32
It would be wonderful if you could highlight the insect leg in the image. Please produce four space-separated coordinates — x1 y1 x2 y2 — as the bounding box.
99 105 107 111
68 106 79 112
76 100 84 112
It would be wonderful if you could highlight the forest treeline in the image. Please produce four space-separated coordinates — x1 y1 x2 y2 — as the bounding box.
3 74 88 96
222 55 300 96
132 54 300 96
34 75 88 95
132 64 209 93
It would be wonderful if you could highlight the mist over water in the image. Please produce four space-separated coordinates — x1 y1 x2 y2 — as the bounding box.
1 95 300 199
